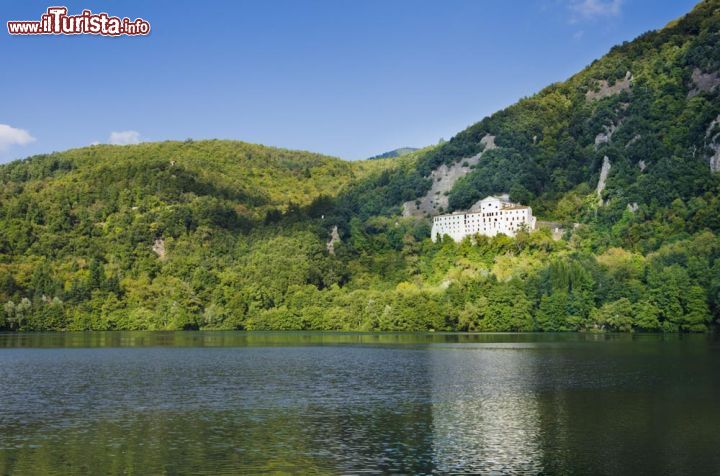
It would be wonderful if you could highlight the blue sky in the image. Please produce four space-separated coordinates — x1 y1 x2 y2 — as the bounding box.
0 0 700 162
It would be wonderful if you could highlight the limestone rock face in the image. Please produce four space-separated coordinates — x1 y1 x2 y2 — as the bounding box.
688 68 720 98
326 226 341 255
706 115 720 174
152 238 166 260
402 134 497 217
595 122 620 150
596 156 611 199
586 71 632 101
709 146 720 174
626 134 641 149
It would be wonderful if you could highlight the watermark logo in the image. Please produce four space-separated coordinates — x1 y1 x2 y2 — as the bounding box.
7 7 151 36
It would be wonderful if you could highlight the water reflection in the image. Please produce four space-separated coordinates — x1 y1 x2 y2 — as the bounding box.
0 332 719 475
429 345 543 474
0 330 677 348
0 345 437 474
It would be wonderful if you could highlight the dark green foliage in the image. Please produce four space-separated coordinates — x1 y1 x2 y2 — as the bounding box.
2 2 720 332
448 149 545 210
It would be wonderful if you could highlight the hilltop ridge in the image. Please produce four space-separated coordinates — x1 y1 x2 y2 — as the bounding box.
1 2 719 332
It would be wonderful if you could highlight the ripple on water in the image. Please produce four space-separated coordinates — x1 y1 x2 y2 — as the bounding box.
0 333 718 475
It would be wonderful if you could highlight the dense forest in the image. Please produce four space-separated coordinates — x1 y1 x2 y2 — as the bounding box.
1 1 720 332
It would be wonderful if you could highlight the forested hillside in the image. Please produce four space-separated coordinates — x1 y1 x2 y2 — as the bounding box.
1 1 720 332
368 147 419 160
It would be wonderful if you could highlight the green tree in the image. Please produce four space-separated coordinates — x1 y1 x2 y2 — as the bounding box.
681 285 711 332
480 284 534 331
590 298 634 332
632 300 661 331
537 291 570 331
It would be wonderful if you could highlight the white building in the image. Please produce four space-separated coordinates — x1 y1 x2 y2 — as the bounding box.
431 195 536 242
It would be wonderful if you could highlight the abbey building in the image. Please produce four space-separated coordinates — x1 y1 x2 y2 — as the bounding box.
431 195 536 242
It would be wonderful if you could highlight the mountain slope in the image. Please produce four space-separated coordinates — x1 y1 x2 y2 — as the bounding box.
0 140 409 330
1 2 719 332
309 0 720 332
410 0 720 233
0 140 392 217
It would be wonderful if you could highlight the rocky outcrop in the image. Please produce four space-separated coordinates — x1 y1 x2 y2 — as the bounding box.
586 72 632 101
710 147 720 174
152 238 166 260
626 134 641 149
480 134 496 150
688 68 720 98
596 156 611 199
706 115 720 173
594 121 620 150
638 160 647 172
326 226 341 255
402 134 497 217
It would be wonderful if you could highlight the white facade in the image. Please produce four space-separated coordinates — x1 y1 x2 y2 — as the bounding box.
431 196 536 242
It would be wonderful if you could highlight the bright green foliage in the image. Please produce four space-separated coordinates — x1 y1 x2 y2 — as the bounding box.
480 284 534 332
2 2 720 332
590 298 634 332
683 285 712 332
632 301 662 331
537 292 571 332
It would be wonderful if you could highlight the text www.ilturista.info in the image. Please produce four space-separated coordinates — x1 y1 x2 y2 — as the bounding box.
7 7 150 36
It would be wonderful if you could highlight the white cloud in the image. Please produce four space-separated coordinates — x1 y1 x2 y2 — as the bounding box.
109 130 141 145
569 0 623 21
0 124 35 152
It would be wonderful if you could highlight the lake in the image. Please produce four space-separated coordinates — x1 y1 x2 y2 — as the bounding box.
0 332 718 475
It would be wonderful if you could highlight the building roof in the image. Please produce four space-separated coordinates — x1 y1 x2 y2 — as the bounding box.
431 195 532 220
469 194 512 211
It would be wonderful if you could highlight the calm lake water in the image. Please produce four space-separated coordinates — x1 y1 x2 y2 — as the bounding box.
0 332 719 475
